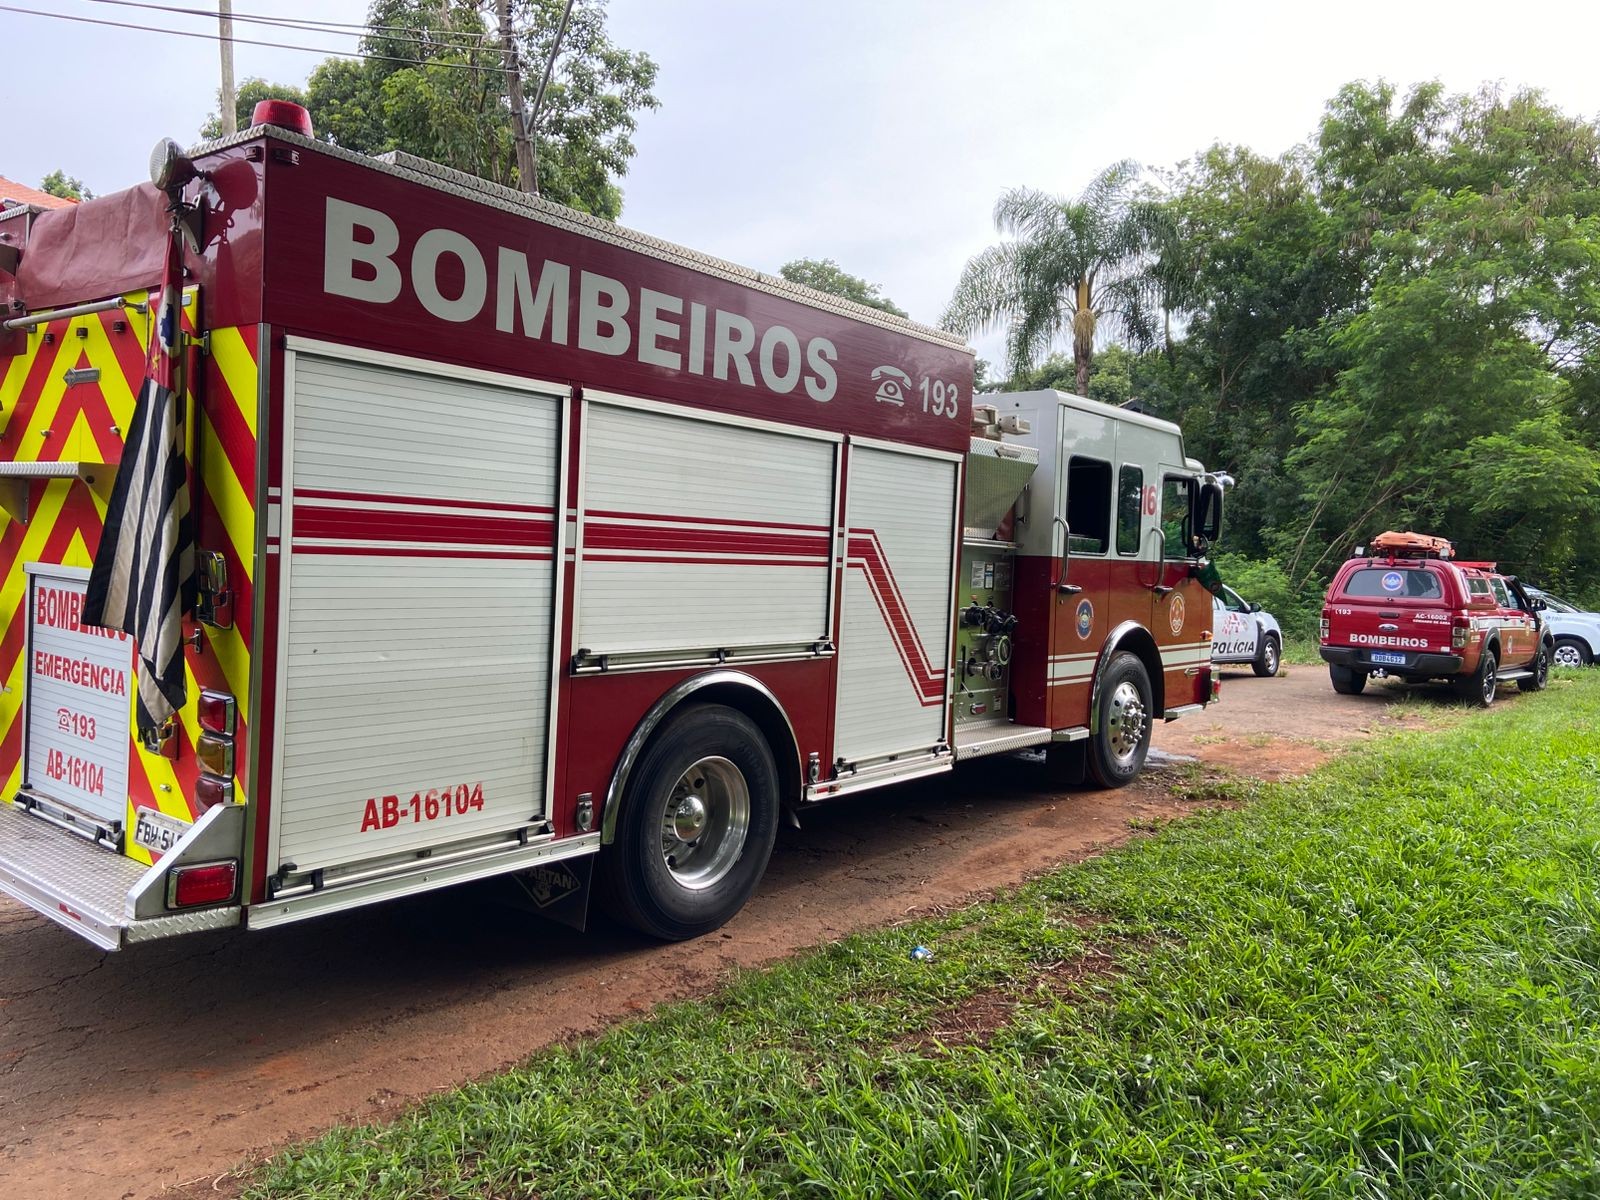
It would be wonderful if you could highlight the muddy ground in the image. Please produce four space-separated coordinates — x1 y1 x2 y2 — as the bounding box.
0 666 1465 1199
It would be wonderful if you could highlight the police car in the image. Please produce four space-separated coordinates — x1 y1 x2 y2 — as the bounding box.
1211 585 1283 677
1526 586 1600 667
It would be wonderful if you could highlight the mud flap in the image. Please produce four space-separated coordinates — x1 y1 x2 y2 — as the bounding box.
502 854 594 932
1043 740 1088 787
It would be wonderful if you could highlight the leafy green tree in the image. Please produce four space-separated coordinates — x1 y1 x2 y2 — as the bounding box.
972 358 993 394
1280 83 1600 587
941 161 1161 391
197 0 656 220
778 258 908 317
39 170 91 201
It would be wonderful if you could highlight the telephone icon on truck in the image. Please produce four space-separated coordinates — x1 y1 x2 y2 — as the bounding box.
870 366 912 406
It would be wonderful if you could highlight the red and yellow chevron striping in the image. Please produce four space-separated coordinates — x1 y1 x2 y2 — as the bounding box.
0 294 259 865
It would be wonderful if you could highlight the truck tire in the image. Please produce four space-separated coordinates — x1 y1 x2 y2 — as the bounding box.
1086 652 1153 789
1553 637 1591 668
1252 635 1281 678
1455 648 1498 707
598 704 779 941
1518 644 1550 693
1329 664 1367 695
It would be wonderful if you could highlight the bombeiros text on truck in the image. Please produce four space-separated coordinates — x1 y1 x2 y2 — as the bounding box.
0 102 1228 949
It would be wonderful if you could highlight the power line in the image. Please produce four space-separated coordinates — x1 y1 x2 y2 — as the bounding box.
2 4 509 72
78 0 500 51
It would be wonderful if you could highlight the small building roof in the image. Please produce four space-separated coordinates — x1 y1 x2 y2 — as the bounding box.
0 175 78 210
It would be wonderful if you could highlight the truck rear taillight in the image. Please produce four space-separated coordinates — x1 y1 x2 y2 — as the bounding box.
1452 618 1470 650
1320 616 1330 641
196 733 235 778
195 689 237 811
194 775 234 812
167 861 238 908
198 689 236 736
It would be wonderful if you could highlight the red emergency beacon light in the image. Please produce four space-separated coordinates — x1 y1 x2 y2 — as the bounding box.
250 99 315 137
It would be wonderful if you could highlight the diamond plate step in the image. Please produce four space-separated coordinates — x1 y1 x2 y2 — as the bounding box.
952 722 1054 760
0 799 145 950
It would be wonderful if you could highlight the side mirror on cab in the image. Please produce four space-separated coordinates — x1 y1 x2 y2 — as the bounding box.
1249 601 1262 613
1195 482 1224 546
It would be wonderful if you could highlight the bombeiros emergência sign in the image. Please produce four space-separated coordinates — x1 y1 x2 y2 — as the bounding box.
25 570 135 822
323 198 840 403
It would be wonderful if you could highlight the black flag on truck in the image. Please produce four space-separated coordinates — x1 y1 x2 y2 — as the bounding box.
82 226 194 735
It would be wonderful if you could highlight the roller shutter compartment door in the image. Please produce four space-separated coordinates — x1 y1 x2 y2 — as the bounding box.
834 445 957 764
578 403 835 658
274 353 561 871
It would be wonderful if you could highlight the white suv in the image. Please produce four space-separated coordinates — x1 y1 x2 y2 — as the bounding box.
1526 586 1600 667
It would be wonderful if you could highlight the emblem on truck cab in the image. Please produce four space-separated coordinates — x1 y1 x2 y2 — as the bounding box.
1075 598 1094 638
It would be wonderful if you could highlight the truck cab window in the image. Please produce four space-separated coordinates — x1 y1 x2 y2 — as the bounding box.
1115 465 1143 556
1064 456 1112 555
1160 476 1194 560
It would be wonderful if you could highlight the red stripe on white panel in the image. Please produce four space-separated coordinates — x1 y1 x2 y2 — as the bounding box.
847 530 943 706
291 489 555 559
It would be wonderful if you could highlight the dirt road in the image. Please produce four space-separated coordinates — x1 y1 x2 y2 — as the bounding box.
0 666 1460 1198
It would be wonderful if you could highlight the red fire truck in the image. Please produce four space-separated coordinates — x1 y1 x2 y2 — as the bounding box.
0 107 1225 948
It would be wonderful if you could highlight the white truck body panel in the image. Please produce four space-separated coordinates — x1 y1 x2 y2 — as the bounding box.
271 348 563 873
833 442 959 765
577 400 837 658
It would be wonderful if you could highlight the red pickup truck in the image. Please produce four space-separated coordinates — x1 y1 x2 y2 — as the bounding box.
1319 532 1552 705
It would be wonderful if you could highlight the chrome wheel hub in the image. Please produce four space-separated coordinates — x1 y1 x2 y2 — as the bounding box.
1106 680 1148 766
660 756 750 891
1554 645 1582 668
671 794 708 842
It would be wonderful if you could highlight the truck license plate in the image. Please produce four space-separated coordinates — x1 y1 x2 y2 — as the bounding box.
1370 651 1407 666
132 807 191 856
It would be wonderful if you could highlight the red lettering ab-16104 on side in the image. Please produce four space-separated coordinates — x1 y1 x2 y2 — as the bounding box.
359 782 485 832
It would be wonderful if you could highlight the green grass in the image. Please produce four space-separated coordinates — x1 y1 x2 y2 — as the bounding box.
1281 634 1324 666
248 675 1600 1199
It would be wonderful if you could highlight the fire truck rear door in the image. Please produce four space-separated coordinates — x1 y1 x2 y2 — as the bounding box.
269 343 564 880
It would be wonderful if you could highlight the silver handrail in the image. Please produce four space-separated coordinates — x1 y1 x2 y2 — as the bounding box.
3 295 146 332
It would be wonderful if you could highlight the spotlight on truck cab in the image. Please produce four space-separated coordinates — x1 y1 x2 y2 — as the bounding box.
149 138 199 196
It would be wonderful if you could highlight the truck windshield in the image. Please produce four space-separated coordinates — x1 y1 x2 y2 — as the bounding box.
1343 567 1443 599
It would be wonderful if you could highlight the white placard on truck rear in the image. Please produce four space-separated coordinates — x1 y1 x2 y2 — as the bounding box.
25 565 134 824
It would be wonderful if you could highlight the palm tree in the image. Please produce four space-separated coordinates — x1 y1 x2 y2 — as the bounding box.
942 160 1161 393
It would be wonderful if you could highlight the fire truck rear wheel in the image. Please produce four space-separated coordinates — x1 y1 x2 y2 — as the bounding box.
1087 652 1153 789
599 703 779 941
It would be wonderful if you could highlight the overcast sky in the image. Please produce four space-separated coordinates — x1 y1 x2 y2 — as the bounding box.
6 0 1600 366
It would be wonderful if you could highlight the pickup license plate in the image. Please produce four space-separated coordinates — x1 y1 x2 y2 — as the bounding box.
132 807 190 856
1370 650 1407 666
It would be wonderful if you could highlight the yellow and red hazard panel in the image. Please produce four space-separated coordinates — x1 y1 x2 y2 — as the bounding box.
0 292 259 865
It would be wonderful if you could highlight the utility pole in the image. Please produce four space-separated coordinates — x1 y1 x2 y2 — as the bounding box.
219 0 237 135
498 0 537 193
525 0 577 197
